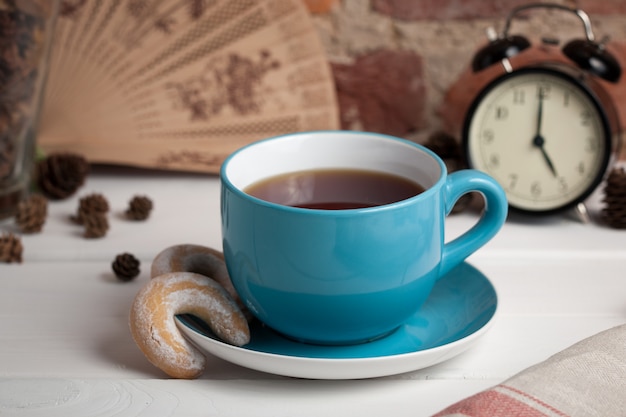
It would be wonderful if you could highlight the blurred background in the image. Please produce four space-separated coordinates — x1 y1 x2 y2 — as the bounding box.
37 0 626 173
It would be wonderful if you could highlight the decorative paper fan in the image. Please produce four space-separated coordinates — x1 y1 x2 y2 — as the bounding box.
37 0 339 173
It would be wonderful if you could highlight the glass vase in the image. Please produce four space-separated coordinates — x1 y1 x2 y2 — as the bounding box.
0 0 58 219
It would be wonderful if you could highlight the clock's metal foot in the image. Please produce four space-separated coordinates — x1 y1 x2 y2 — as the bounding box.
567 202 591 224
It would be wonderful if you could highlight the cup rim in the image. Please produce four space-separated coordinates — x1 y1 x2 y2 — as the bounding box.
220 130 448 214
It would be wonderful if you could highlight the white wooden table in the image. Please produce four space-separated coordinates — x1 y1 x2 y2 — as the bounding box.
1 165 625 416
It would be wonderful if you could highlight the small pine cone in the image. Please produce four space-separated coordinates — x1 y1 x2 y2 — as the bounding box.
601 167 626 229
36 152 89 200
604 167 626 194
125 195 153 220
72 193 109 224
15 194 48 233
83 212 109 238
112 253 140 281
0 232 23 263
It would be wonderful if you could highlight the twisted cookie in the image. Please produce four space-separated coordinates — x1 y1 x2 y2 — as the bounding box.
130 244 250 379
151 244 238 302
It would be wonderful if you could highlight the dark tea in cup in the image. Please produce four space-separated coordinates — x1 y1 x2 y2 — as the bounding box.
244 168 426 210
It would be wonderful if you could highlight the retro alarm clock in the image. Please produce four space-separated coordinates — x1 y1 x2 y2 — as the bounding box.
462 3 622 217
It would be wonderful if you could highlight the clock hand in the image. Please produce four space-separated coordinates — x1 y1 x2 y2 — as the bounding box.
531 89 558 177
533 134 558 177
535 89 544 136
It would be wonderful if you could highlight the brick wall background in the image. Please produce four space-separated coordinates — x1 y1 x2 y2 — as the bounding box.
303 0 626 160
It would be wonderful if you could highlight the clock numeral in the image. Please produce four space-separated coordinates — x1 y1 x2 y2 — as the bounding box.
481 129 494 144
563 91 571 107
537 85 550 99
488 153 500 168
530 181 542 197
513 89 525 104
584 137 598 153
557 177 568 192
507 173 518 191
577 161 585 175
495 106 508 120
580 110 592 126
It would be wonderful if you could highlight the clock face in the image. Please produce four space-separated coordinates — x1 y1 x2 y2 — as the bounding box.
463 67 612 213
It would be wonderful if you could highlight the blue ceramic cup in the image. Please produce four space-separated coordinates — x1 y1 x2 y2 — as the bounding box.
221 131 507 345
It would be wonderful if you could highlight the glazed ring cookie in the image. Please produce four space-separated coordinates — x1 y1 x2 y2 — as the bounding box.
130 271 250 379
151 244 238 303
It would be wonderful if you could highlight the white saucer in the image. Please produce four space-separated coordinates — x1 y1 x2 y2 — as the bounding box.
176 262 497 379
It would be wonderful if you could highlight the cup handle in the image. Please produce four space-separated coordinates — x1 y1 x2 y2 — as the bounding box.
440 169 508 277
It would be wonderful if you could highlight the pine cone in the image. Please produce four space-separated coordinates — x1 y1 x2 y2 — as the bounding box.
0 232 23 263
15 194 48 233
601 167 626 229
72 193 109 224
36 152 89 200
125 195 153 220
112 253 140 281
83 212 109 238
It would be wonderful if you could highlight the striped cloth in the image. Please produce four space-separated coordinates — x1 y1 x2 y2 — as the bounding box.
433 324 626 417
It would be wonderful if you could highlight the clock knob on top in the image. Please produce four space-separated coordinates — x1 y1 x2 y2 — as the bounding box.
562 38 622 83
471 32 530 72
470 3 623 82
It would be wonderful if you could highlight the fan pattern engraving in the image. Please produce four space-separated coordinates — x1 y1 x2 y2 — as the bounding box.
166 50 280 121
39 0 339 172
153 117 300 139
